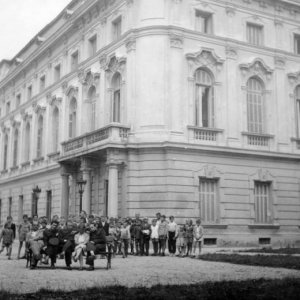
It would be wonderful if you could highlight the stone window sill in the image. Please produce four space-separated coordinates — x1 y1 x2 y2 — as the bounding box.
248 224 280 230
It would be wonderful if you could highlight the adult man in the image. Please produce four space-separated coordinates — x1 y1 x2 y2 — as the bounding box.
59 220 77 270
86 222 106 271
99 216 109 236
43 220 60 269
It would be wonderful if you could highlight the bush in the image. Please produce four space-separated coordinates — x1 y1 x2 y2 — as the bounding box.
240 248 300 255
1 278 300 300
199 253 300 270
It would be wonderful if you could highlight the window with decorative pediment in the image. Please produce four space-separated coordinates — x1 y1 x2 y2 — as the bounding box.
195 69 214 128
37 115 44 158
247 77 264 133
111 73 121 123
24 123 31 161
13 128 19 167
254 181 272 224
87 86 97 131
3 133 8 170
52 107 59 152
69 98 77 138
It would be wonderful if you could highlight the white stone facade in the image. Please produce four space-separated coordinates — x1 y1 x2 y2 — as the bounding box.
0 0 300 247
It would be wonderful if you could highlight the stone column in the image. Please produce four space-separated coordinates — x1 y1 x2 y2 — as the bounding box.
82 169 91 215
60 165 70 219
107 164 119 218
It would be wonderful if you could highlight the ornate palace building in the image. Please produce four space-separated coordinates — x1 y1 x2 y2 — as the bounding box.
0 0 300 247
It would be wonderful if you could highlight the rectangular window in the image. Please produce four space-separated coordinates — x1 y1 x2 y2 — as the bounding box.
54 64 61 82
18 195 23 224
6 102 11 114
89 35 97 57
37 125 43 158
31 193 38 217
27 85 32 100
16 94 21 108
8 197 12 217
40 75 46 92
254 181 272 224
91 101 96 130
195 10 213 34
0 199 2 224
112 17 122 40
46 190 52 221
71 51 79 71
113 90 121 122
199 178 218 223
294 34 300 55
247 23 263 46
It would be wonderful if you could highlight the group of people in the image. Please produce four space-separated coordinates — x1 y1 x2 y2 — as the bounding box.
0 211 204 271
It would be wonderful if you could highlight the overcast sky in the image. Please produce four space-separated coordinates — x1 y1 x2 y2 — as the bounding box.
0 0 72 61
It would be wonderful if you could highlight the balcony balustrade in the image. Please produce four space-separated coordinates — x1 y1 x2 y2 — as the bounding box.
187 126 223 144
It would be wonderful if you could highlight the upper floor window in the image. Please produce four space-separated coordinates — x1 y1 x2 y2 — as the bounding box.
254 181 272 224
8 197 12 217
89 35 97 57
111 73 121 123
0 199 2 225
294 85 300 137
37 116 44 158
24 123 31 162
69 98 77 139
52 107 59 152
16 94 21 108
88 86 97 131
112 17 122 40
71 51 79 72
40 75 46 92
13 129 19 167
54 64 61 82
27 85 32 100
195 10 213 34
199 178 219 223
3 134 8 170
247 23 263 46
247 77 264 133
294 34 300 55
6 102 11 114
194 69 214 128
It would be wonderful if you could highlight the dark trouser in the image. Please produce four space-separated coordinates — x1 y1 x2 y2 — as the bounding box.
135 239 141 255
130 238 135 254
141 238 150 256
152 238 159 255
121 239 129 256
86 243 106 267
63 241 74 267
45 245 60 265
168 232 176 254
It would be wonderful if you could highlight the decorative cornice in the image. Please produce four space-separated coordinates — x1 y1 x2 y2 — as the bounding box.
78 69 100 86
239 58 273 81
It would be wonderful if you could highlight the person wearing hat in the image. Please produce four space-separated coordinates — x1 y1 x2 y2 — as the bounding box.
43 220 60 269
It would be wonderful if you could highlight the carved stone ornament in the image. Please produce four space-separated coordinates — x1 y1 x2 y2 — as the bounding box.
226 7 236 17
186 48 225 76
32 103 46 114
64 9 74 19
249 168 277 190
274 56 286 69
0 122 9 133
102 55 127 80
126 37 136 52
170 34 183 49
47 94 62 107
10 117 21 128
21 110 32 122
65 85 79 98
287 71 300 86
193 165 223 186
226 46 238 59
239 58 273 81
78 69 100 86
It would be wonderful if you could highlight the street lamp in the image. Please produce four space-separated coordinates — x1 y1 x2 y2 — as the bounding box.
32 185 41 216
77 175 86 213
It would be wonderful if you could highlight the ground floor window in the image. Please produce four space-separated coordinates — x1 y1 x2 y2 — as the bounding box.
254 181 272 223
199 178 218 223
46 191 52 221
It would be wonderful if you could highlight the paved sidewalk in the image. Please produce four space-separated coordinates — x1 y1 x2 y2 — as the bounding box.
0 246 300 294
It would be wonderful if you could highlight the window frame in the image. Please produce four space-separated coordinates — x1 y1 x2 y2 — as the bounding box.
36 115 44 158
294 33 300 55
71 51 79 72
246 22 264 46
88 35 97 57
112 16 122 40
195 10 213 34
54 64 61 82
254 181 273 224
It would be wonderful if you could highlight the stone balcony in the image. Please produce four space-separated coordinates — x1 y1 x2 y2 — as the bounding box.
61 123 131 156
187 126 224 145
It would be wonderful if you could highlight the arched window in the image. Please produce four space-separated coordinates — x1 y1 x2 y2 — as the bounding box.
25 123 31 161
247 77 264 133
37 116 43 158
194 69 214 127
295 85 300 137
111 73 121 123
13 129 19 167
52 107 59 152
69 98 77 138
88 86 96 131
3 134 8 170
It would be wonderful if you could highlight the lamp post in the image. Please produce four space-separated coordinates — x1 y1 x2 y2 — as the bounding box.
77 175 87 213
32 185 41 216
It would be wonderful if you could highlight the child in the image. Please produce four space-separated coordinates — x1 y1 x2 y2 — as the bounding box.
0 223 14 259
150 219 159 256
141 218 151 256
158 215 168 256
73 224 89 270
120 222 130 258
108 222 118 256
185 219 194 257
176 225 186 257
18 214 32 259
192 219 204 258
